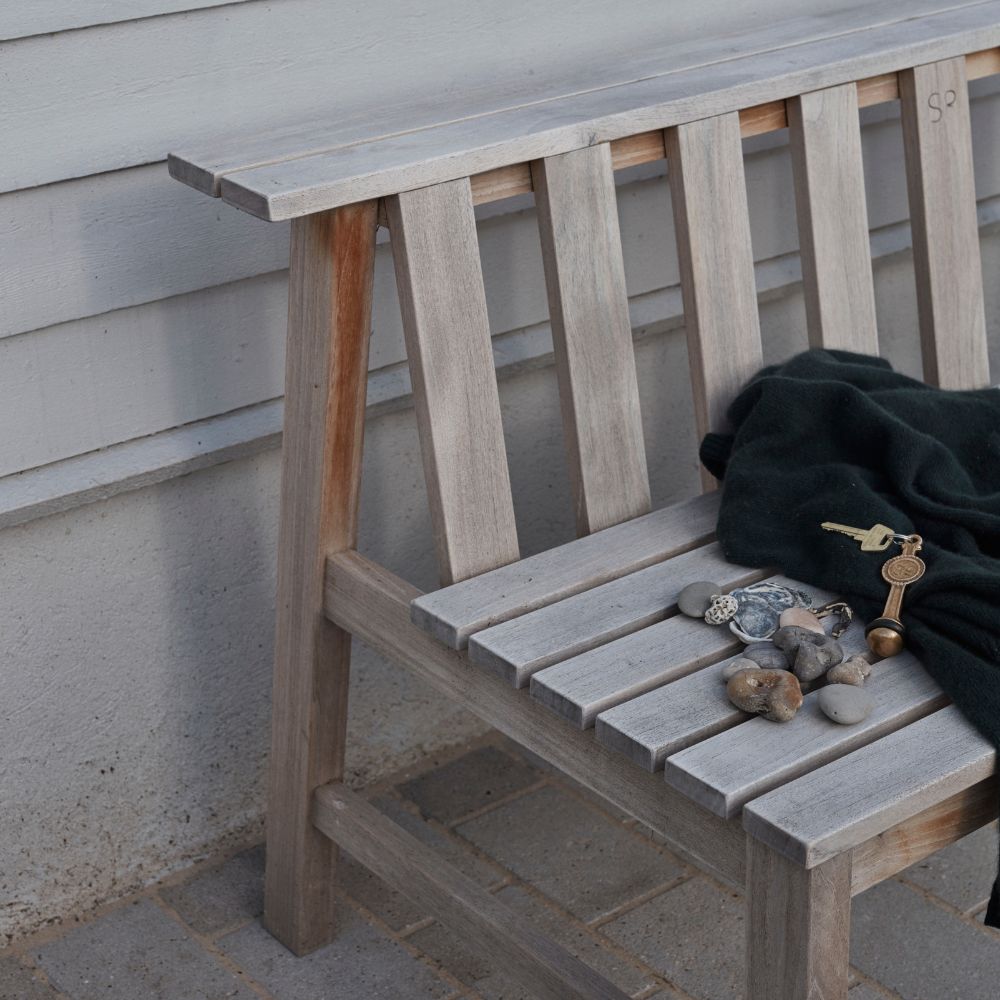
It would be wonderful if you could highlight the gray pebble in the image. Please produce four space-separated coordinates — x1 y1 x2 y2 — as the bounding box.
818 684 874 725
743 642 790 670
678 580 722 618
721 658 760 682
826 656 872 687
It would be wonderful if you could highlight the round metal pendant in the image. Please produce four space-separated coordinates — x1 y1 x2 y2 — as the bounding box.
724 581 813 643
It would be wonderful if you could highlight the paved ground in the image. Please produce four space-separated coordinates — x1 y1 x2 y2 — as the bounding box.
4 735 1000 999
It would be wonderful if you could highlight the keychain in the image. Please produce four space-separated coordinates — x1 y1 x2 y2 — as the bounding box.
821 522 926 656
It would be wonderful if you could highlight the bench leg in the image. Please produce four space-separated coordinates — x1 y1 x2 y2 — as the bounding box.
263 203 378 955
746 836 852 1000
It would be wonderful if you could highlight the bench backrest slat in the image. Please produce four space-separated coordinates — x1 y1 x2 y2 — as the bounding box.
666 112 764 486
900 56 990 389
533 143 651 535
387 178 520 584
789 83 880 354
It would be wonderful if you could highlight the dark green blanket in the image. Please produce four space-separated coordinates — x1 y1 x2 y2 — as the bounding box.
699 348 1000 924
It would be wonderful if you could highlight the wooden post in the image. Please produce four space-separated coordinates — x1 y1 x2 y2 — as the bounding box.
263 202 378 955
746 837 852 1000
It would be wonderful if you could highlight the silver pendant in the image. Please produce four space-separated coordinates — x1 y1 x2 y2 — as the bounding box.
704 581 813 643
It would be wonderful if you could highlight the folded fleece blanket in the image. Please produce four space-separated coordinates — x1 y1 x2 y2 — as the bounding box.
698 348 1000 923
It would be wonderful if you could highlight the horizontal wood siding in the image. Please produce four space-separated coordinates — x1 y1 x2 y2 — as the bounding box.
2 2 1000 488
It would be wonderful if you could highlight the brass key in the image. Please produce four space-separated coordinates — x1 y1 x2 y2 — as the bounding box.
821 522 895 551
866 535 925 657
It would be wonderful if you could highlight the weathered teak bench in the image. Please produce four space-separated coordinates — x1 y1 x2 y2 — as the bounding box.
170 3 1000 996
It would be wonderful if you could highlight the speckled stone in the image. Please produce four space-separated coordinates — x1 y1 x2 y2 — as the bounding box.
818 684 874 725
678 581 721 618
726 669 803 722
778 606 824 633
826 655 872 687
721 658 760 682
742 643 789 670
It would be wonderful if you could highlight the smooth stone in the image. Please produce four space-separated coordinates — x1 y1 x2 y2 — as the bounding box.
772 625 824 655
721 658 760 682
778 606 824 634
793 641 838 683
727 669 803 723
742 642 789 670
818 684 874 725
678 580 722 618
826 655 872 687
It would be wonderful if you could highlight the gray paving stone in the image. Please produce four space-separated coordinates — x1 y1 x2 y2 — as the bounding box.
848 984 893 999
406 884 655 998
0 955 63 1000
900 822 1000 913
851 878 1000 999
340 795 500 931
398 746 540 824
220 902 453 999
601 877 745 1000
455 785 684 922
35 898 256 1000
160 844 265 936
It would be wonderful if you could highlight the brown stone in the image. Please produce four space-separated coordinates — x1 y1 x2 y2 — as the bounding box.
778 607 824 633
826 655 872 687
726 668 803 722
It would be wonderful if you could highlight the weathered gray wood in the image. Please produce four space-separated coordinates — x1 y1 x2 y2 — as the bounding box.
530 574 838 730
850 774 998 893
313 783 629 1000
387 179 520 585
203 4 1000 220
788 82 880 353
411 491 718 649
664 648 948 818
742 705 995 868
168 0 970 199
595 617 866 769
533 143 650 534
900 56 990 388
666 112 763 461
265 204 376 955
469 543 765 687
745 839 852 1000
325 550 747 890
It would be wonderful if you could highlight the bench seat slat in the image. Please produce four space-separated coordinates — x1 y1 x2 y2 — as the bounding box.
663 649 947 818
788 83 879 353
388 179 520 585
666 111 763 453
593 616 868 771
530 574 832 729
900 56 990 388
469 543 764 688
410 491 718 649
534 143 650 535
742 705 994 868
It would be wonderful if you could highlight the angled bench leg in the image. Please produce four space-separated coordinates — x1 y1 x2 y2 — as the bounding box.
263 203 378 955
746 837 852 1000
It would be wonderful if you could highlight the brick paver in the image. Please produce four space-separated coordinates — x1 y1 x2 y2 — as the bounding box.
398 745 540 824
601 877 745 999
0 955 63 999
220 901 455 999
852 877 1000 999
34 899 256 1000
455 784 686 921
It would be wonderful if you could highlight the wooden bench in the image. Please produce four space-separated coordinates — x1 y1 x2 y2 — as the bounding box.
170 4 1000 996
